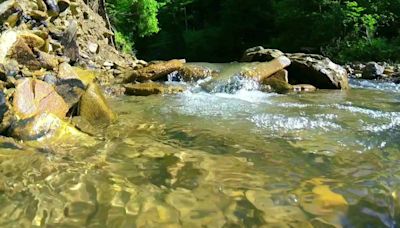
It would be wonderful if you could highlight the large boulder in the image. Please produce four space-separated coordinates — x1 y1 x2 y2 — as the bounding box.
286 53 349 89
13 78 69 119
126 59 185 82
79 82 117 125
361 62 384 80
124 82 185 96
240 56 291 81
241 47 284 62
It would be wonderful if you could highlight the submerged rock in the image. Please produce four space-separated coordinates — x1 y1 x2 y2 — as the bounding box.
79 83 116 125
13 78 69 119
126 59 185 82
124 82 185 96
362 62 384 80
286 53 349 89
9 112 95 146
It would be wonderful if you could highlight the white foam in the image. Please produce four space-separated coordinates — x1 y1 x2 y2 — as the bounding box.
249 114 341 132
350 79 400 92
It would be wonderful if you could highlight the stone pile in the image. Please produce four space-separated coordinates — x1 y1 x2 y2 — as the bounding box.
0 0 129 146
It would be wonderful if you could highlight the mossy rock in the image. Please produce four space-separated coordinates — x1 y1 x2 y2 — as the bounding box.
79 83 117 126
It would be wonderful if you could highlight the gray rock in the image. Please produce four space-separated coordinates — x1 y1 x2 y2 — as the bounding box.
286 53 349 89
242 46 284 62
362 62 385 79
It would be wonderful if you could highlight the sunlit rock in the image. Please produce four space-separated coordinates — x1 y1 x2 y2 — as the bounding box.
297 178 348 227
79 82 117 125
287 53 349 89
178 64 217 82
0 31 17 65
124 82 185 96
9 112 95 146
126 59 185 82
261 69 292 93
240 56 291 81
13 78 69 119
241 46 284 62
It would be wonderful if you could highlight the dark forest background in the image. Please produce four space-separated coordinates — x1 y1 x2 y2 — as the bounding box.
106 0 400 63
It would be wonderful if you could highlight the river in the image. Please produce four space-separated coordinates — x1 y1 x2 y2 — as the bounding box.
0 66 399 227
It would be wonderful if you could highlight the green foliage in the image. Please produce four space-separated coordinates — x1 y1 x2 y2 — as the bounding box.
107 0 400 62
106 0 160 51
114 31 134 53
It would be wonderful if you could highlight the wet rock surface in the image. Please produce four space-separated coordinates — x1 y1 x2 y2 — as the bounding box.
0 0 132 146
124 82 186 96
286 53 349 89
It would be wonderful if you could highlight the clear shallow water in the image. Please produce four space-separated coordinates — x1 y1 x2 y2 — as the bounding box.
0 78 400 227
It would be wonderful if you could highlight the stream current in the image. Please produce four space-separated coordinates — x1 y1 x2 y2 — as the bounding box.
0 63 400 227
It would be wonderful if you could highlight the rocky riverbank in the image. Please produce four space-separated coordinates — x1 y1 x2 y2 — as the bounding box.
0 0 151 147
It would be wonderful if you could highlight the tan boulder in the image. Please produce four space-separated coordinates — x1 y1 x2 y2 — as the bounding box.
261 70 292 94
178 64 216 82
79 83 117 125
240 56 291 81
126 59 185 82
13 78 69 119
58 63 95 86
9 113 96 146
124 82 185 96
18 32 45 49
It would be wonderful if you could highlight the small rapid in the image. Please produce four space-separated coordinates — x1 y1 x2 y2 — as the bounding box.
1 63 400 227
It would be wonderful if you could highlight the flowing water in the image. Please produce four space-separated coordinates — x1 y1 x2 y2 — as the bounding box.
0 63 400 227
